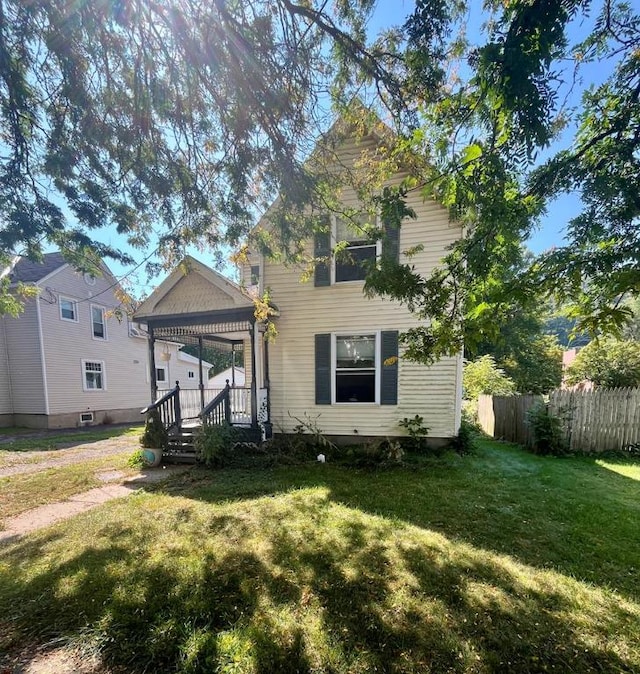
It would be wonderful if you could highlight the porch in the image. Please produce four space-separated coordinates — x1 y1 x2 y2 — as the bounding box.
134 257 275 462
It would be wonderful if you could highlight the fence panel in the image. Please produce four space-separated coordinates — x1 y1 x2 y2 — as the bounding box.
549 387 640 452
477 394 542 447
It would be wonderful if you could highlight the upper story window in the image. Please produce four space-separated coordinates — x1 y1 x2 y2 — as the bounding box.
188 370 195 379
91 305 107 340
59 297 78 322
82 360 105 391
334 214 381 283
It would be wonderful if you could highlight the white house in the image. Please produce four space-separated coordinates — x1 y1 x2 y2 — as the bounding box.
0 253 212 429
134 118 463 445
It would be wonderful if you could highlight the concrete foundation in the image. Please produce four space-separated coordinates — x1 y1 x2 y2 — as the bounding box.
1 407 144 430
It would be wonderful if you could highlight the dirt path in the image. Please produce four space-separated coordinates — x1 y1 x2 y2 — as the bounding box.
0 465 188 546
0 436 137 478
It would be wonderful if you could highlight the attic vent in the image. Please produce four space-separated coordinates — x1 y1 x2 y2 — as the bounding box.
80 412 94 424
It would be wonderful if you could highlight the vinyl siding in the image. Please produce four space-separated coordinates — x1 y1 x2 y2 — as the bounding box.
2 299 46 414
264 140 463 438
0 319 13 415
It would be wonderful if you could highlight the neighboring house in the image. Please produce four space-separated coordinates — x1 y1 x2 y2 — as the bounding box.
209 366 245 389
0 253 212 429
135 118 463 444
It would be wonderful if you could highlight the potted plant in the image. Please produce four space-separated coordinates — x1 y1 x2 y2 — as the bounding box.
140 409 167 467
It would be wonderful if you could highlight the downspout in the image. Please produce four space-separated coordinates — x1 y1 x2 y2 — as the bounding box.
1 317 14 417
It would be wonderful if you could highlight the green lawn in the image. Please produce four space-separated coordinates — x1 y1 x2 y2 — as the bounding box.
0 425 140 454
1 441 639 673
0 454 137 528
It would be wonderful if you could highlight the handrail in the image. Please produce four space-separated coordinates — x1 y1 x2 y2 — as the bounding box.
141 381 182 433
200 382 231 425
141 385 179 415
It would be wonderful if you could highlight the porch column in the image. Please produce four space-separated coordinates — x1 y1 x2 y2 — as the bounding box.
250 322 258 429
148 326 158 403
264 336 271 422
198 336 205 411
231 344 236 387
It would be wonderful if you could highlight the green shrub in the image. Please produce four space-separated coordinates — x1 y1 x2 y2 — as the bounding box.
526 403 567 456
140 409 168 449
195 423 243 467
450 418 479 455
398 415 430 452
127 449 146 468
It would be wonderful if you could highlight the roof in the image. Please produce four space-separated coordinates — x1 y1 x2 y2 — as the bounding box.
7 252 67 283
134 255 256 321
177 350 215 369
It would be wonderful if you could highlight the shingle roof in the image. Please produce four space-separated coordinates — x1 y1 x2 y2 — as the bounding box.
9 252 67 283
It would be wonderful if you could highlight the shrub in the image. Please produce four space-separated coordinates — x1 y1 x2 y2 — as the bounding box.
398 415 430 452
140 409 167 449
127 449 146 468
463 355 516 401
526 403 567 456
195 423 243 467
450 417 479 455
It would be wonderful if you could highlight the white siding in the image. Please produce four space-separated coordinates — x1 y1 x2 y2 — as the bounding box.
2 299 46 414
38 266 153 415
0 319 13 415
264 146 463 438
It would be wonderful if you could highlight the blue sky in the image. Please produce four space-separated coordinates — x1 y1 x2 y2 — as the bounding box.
53 0 620 295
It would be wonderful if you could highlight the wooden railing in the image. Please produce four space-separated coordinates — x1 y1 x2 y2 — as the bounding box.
158 385 252 425
200 383 231 426
141 382 181 432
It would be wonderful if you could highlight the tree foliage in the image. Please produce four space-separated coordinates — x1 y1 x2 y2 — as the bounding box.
463 355 517 402
565 339 640 388
0 0 400 288
1 0 639 371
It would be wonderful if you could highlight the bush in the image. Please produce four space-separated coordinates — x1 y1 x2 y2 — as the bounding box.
140 409 168 449
526 403 567 456
398 415 430 452
450 417 479 455
463 355 517 401
195 423 244 467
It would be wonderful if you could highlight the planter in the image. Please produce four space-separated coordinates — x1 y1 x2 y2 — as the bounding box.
141 447 163 468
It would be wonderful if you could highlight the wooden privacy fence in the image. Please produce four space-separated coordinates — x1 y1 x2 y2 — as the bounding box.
478 388 640 453
477 394 542 447
549 388 640 453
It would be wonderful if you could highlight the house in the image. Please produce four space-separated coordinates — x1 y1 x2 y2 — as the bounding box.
209 366 245 389
134 119 463 447
0 253 213 429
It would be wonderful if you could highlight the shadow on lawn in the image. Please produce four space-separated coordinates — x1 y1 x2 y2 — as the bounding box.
155 446 640 603
0 490 638 674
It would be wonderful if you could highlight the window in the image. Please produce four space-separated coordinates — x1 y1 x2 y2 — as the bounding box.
83 360 105 391
91 305 106 340
156 367 167 383
334 334 377 403
250 265 260 286
59 297 78 322
334 214 380 283
188 370 195 379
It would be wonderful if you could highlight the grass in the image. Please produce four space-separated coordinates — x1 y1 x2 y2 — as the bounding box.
0 440 639 673
0 425 141 453
0 454 137 528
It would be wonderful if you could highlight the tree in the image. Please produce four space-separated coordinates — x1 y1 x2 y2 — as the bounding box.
463 355 516 402
365 0 640 363
565 339 640 388
0 0 401 306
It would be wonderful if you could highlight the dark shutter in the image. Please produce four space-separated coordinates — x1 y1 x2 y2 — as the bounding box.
314 216 331 287
383 220 400 263
315 333 331 404
380 330 399 405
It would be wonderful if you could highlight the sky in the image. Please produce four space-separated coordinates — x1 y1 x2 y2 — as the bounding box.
46 0 621 297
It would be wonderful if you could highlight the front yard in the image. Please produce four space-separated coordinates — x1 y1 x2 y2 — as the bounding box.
1 440 639 673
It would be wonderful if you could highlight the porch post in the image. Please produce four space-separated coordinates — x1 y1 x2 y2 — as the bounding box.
250 321 258 429
148 326 158 403
198 336 205 411
264 336 271 422
231 344 236 387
